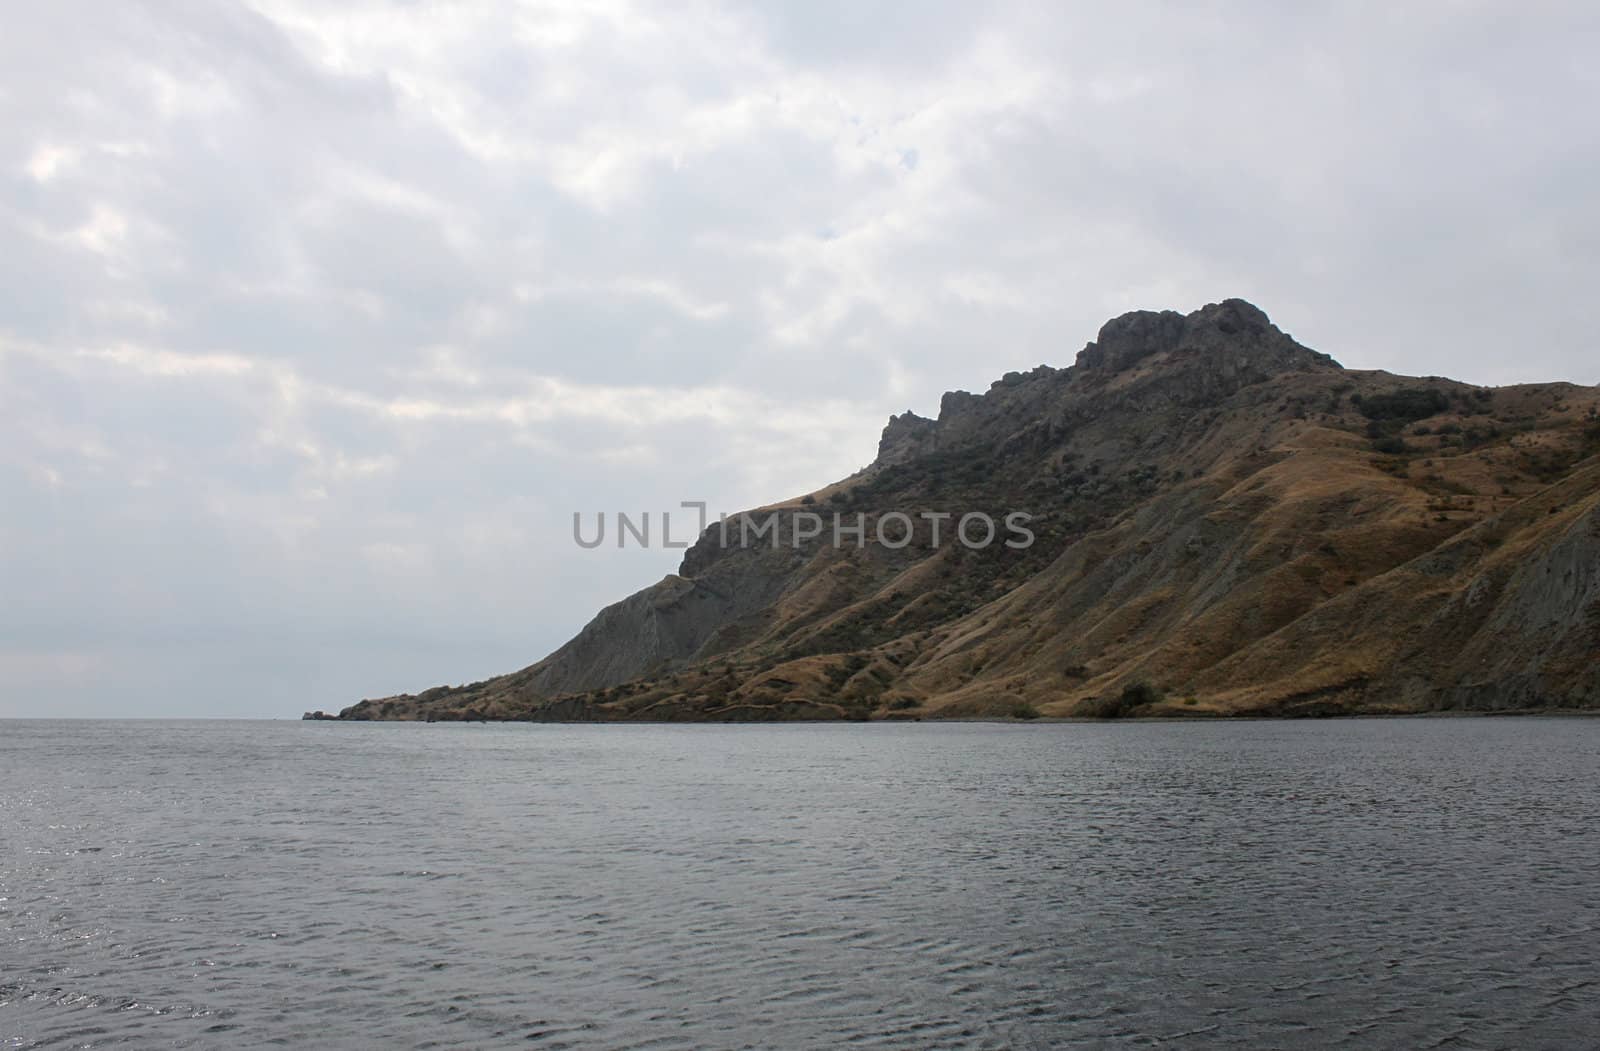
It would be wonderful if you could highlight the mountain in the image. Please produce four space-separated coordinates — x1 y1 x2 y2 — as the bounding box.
318 299 1600 722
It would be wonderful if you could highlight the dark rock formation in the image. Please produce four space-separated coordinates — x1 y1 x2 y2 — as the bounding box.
876 411 935 466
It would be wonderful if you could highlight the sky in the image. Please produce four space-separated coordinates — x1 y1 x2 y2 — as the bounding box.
3 2 1598 718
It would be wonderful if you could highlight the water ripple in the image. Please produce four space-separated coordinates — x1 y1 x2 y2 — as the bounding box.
2 718 1599 1048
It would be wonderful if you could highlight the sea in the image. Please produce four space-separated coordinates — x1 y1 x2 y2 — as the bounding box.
3 717 1597 1049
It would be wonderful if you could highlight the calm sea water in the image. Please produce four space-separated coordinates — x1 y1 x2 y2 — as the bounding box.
2 718 1598 1049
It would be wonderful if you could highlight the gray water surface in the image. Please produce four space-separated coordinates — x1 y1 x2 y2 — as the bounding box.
2 718 1597 1049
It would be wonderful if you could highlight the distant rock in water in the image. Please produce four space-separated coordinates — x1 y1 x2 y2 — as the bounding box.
301 710 338 720
334 299 1600 722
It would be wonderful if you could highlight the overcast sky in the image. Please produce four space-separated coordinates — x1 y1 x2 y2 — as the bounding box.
3 2 1597 718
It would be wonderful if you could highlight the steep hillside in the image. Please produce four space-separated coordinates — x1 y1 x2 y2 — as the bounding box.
322 299 1600 721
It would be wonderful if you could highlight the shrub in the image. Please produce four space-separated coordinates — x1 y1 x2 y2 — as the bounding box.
1372 436 1411 455
887 696 920 711
1121 681 1163 708
1358 387 1450 423
1083 680 1163 719
1009 701 1041 720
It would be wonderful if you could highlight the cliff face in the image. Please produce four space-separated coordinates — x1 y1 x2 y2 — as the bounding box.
330 299 1600 722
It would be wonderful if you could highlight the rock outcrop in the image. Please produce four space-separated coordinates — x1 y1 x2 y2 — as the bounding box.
334 299 1600 722
876 411 935 466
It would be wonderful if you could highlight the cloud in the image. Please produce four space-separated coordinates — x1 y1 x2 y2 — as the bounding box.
1 0 1597 715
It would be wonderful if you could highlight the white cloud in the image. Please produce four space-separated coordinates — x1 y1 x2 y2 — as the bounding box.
81 344 257 377
25 143 78 182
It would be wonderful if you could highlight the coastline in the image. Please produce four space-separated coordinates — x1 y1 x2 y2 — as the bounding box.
300 706 1600 724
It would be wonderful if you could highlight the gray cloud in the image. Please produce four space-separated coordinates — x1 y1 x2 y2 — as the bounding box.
2 1 1597 716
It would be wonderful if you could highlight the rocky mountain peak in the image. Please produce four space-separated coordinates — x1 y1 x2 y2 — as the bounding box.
867 299 1339 473
1074 298 1340 377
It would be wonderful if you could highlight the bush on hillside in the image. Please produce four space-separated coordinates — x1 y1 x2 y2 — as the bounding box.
1357 387 1451 423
